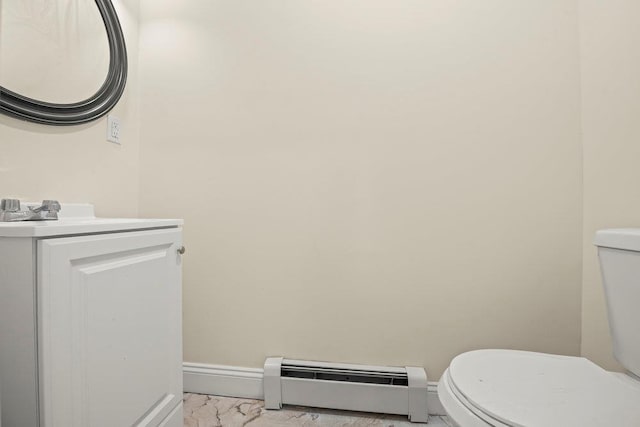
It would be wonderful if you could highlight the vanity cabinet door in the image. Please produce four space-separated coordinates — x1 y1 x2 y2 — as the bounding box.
38 228 183 427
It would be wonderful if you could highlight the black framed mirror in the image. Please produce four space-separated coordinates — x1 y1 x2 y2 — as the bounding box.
0 0 127 126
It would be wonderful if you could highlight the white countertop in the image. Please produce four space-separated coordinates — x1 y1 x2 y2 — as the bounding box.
0 204 182 238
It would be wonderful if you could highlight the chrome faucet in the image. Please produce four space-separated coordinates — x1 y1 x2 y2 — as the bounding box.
0 199 61 222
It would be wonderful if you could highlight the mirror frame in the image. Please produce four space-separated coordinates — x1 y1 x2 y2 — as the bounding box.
0 0 127 126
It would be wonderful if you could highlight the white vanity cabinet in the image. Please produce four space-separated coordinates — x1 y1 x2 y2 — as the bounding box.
0 205 184 427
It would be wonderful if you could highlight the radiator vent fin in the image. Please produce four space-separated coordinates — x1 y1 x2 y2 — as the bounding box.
281 365 409 386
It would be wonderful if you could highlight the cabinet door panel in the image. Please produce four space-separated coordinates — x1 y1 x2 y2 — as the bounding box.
38 229 183 427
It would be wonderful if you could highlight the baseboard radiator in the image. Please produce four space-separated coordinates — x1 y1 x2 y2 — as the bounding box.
263 357 429 423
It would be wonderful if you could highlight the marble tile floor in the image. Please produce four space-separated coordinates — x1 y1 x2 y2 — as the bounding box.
184 393 452 427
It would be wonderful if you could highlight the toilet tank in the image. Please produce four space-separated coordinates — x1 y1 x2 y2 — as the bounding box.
594 229 640 377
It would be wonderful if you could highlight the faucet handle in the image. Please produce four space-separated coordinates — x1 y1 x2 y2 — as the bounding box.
30 200 61 221
41 200 61 212
1 199 21 212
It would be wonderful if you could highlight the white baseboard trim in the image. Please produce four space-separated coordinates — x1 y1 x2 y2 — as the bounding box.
183 363 264 400
183 362 446 416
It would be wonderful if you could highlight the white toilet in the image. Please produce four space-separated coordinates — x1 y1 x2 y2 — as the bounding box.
438 229 640 427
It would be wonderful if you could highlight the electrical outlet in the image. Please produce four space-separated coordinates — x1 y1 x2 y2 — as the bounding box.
107 115 121 144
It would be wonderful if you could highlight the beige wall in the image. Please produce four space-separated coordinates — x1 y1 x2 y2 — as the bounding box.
0 0 141 218
139 1 583 378
579 0 640 371
10 0 629 381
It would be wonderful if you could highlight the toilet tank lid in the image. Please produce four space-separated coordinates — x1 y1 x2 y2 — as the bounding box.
594 229 640 252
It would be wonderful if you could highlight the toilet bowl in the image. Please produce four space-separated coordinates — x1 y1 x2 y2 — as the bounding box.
438 229 640 427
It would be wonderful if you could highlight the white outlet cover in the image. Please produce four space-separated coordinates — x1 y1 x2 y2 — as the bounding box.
107 115 121 144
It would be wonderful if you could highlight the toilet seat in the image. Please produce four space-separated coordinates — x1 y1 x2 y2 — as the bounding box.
439 368 508 427
439 349 640 427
